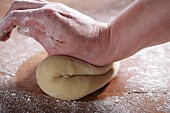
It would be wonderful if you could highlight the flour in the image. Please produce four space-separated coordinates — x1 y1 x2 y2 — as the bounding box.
0 85 170 113
0 42 170 112
17 27 29 36
126 44 170 93
0 0 170 112
44 35 55 48
21 17 30 25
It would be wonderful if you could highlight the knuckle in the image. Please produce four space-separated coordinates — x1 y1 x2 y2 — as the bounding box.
56 3 64 7
11 0 21 9
8 10 18 19
9 10 18 16
44 8 54 12
57 3 66 7
12 0 21 5
56 3 68 10
44 7 56 16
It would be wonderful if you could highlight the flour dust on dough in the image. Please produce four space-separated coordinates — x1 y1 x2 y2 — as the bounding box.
36 55 120 100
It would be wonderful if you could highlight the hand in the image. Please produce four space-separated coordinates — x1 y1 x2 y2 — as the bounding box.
0 0 113 66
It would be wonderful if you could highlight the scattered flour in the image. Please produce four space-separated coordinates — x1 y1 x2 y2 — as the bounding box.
0 36 170 112
0 2 170 112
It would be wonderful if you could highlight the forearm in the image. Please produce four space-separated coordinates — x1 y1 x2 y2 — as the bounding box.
109 0 170 61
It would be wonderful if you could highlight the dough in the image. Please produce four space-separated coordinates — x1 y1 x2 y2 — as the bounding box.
36 55 120 100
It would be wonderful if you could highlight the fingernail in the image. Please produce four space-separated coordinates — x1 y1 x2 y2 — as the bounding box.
17 27 29 36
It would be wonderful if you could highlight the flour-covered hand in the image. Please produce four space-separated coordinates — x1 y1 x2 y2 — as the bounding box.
0 0 113 66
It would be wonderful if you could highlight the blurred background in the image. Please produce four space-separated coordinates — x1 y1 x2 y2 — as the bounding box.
0 0 134 22
1 0 170 113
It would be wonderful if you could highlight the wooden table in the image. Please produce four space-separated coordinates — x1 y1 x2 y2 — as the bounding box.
0 0 170 112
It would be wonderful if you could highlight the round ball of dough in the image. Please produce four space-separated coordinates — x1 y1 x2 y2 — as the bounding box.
36 56 119 100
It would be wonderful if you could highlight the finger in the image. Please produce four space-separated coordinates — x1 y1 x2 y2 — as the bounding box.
0 7 67 41
17 26 44 42
0 9 46 41
17 26 62 55
0 23 13 41
28 27 63 54
17 27 29 36
17 26 53 52
0 31 11 41
5 0 48 17
36 0 48 2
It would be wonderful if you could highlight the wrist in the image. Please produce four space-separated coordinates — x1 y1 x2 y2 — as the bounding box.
93 22 115 66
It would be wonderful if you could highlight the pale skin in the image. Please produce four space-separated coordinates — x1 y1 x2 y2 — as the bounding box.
0 0 170 66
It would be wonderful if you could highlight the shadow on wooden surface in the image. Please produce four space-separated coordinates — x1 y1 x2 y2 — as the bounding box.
16 52 129 102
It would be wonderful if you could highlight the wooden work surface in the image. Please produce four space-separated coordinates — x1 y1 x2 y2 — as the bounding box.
0 0 170 112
